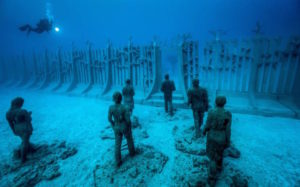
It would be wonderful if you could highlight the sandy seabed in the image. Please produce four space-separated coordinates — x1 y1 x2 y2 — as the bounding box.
0 88 299 186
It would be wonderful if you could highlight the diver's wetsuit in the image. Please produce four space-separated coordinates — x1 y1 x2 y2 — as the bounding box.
19 19 53 35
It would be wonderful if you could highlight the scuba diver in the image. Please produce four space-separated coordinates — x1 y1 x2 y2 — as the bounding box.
19 18 53 35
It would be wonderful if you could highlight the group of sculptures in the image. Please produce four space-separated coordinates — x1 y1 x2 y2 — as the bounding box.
160 75 231 186
5 74 231 186
2 34 300 186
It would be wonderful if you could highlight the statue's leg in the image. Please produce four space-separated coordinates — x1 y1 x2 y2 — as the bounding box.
114 131 123 167
169 98 173 116
20 134 30 163
193 110 201 137
164 96 168 113
125 129 135 156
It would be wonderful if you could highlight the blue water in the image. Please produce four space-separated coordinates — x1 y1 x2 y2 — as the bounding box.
0 0 299 55
0 1 300 186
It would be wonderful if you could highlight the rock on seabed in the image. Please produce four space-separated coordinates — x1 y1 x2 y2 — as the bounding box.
0 141 77 187
93 145 168 187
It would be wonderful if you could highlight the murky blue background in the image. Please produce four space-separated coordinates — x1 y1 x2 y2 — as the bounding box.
0 0 299 55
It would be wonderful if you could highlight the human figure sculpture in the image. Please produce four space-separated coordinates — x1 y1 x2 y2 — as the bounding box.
108 92 136 167
6 97 34 163
122 79 135 115
187 79 209 138
203 96 232 186
161 74 176 116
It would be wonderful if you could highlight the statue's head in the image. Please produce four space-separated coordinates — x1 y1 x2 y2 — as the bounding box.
11 97 24 109
165 74 169 80
113 92 122 104
215 96 227 107
192 79 199 87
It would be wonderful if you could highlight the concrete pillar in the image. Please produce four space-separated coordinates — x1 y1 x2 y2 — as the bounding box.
293 53 300 106
13 56 21 83
177 42 188 102
29 52 40 88
82 44 96 93
53 49 64 91
88 44 95 85
40 50 51 89
102 43 113 95
248 36 265 107
145 42 162 99
128 40 133 83
67 49 80 92
18 54 29 86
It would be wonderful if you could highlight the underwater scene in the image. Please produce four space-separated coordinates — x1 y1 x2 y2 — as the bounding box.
0 0 300 186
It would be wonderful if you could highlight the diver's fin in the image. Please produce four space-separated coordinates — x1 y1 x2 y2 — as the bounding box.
19 24 30 31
